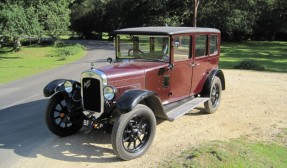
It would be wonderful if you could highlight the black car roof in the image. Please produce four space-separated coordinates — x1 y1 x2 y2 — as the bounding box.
114 27 220 35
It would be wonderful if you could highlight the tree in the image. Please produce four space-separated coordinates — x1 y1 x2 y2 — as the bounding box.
253 0 287 40
70 0 106 39
70 0 171 38
0 4 28 50
0 0 71 47
69 0 287 41
38 0 71 39
193 0 257 41
24 6 44 44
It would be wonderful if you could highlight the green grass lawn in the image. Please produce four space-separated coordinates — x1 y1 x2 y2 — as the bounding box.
161 128 287 168
220 41 287 73
0 44 86 84
162 140 287 168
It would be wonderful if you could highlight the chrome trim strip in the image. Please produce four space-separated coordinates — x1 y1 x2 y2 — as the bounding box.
80 69 107 118
81 69 107 85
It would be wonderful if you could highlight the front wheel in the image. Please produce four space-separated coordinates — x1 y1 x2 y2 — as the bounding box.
204 76 222 113
45 93 83 137
111 104 156 160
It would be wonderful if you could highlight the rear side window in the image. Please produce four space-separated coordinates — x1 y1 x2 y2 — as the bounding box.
210 35 218 55
173 36 191 61
195 35 207 57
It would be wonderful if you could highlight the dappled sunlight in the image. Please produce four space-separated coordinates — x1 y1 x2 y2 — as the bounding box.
220 41 287 72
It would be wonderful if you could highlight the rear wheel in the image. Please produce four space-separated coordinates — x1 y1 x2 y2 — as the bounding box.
45 93 83 137
204 76 222 113
111 104 156 160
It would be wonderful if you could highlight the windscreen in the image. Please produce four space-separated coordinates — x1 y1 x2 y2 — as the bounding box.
116 34 170 62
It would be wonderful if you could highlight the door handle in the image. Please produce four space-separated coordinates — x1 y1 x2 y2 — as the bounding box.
191 63 199 67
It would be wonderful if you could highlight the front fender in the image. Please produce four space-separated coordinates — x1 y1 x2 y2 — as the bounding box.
44 79 82 114
43 79 66 97
43 79 81 97
117 90 157 113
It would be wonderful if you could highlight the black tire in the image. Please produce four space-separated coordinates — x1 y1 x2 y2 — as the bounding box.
204 76 222 114
45 93 83 137
111 104 156 160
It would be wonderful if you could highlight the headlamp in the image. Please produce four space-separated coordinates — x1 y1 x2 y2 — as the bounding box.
103 86 116 100
64 81 73 93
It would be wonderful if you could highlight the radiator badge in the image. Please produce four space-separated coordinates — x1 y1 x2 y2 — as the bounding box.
84 80 91 88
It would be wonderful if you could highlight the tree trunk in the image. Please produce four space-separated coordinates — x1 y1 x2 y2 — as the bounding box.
13 39 21 52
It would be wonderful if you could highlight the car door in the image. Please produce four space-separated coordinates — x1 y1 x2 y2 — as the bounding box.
169 35 193 102
191 34 210 94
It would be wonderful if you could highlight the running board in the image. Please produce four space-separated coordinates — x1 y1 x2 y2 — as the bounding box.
166 97 209 120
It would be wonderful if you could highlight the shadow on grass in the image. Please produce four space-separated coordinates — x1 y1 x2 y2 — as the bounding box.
220 59 287 73
0 50 13 54
0 56 21 60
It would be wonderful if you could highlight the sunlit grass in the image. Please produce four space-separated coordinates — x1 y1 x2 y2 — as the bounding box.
220 41 287 72
161 138 287 168
0 44 86 84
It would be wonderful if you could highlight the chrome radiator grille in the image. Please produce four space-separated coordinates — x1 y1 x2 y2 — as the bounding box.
81 69 107 114
82 78 101 112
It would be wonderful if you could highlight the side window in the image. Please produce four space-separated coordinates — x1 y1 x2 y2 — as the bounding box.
210 35 218 55
174 36 191 61
195 35 207 57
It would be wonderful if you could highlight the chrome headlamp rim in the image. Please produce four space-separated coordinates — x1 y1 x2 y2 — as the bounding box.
103 86 116 101
64 80 73 93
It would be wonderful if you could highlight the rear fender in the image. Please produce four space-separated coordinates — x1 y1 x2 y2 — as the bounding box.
201 69 225 96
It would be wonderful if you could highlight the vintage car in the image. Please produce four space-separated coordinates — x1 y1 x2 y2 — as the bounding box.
43 27 225 160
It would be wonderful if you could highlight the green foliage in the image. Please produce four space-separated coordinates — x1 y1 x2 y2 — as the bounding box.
48 43 84 61
0 0 71 44
161 138 287 168
0 4 27 41
70 0 106 39
1 0 286 42
69 0 287 41
253 0 287 40
38 0 71 38
70 0 170 38
54 40 67 48
188 0 257 41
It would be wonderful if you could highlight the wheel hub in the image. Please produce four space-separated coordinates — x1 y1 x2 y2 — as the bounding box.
60 113 65 118
122 116 150 152
130 127 141 141
211 84 219 105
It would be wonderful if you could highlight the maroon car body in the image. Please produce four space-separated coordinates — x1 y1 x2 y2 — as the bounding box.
43 27 225 161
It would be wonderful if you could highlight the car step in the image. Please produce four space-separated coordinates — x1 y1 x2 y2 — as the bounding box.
166 97 209 120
